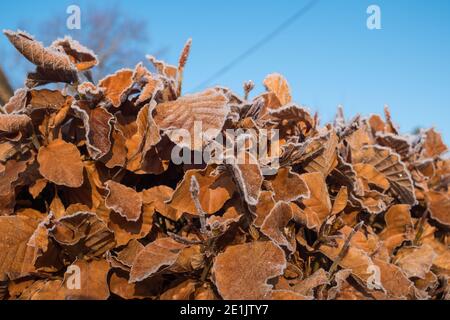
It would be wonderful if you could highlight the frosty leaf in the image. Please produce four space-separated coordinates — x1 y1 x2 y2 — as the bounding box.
4 30 78 86
37 139 84 188
260 201 295 252
168 166 235 215
331 186 348 215
255 92 282 118
421 128 448 159
99 69 134 107
302 130 338 175
124 102 161 171
319 228 374 284
25 68 77 88
291 269 329 297
141 186 183 221
353 145 416 205
212 241 286 300
146 55 178 79
49 211 115 259
425 191 450 226
133 63 164 104
372 258 414 299
376 132 411 159
267 103 315 139
105 180 143 222
353 163 390 191
206 201 243 234
63 259 110 300
326 269 353 300
0 114 31 135
0 215 40 279
379 205 414 254
108 205 154 247
321 228 413 298
109 270 163 300
51 36 98 71
228 152 264 206
267 167 309 202
77 81 104 99
2 88 27 113
129 237 187 283
253 191 276 228
300 172 332 230
71 103 114 160
263 73 292 106
27 89 67 111
108 239 144 271
153 89 230 150
394 245 437 279
422 235 450 276
160 279 197 300
0 159 29 215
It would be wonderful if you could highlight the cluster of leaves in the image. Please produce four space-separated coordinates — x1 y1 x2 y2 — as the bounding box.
0 30 449 300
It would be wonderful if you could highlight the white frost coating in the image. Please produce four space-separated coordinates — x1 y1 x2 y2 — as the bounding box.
70 100 113 160
99 67 134 83
226 151 263 206
268 102 312 117
77 82 104 96
4 29 76 70
4 29 36 41
51 36 99 62
362 144 418 206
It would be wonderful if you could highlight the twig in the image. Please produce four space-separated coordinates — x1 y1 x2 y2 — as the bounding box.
167 231 203 246
200 259 214 282
329 221 364 276
414 209 429 245
177 39 192 97
190 175 207 235
243 80 254 100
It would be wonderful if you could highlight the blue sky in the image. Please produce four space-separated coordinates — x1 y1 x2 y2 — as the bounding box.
1 0 449 142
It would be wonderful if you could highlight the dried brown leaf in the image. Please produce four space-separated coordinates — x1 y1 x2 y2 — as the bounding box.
37 139 84 188
212 241 286 300
130 238 187 283
105 180 142 222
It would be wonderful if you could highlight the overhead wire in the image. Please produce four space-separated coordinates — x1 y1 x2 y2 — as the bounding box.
190 0 320 92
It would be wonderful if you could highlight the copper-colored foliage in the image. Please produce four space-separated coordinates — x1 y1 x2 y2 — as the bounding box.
153 89 230 150
212 241 286 300
51 37 98 71
63 259 110 300
168 166 235 215
0 215 40 280
260 202 295 251
105 180 142 222
1 30 449 301
263 73 292 106
37 139 84 188
267 167 309 202
99 69 134 108
4 30 78 87
129 238 186 283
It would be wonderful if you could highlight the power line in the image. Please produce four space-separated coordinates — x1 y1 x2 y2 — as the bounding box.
191 0 320 92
